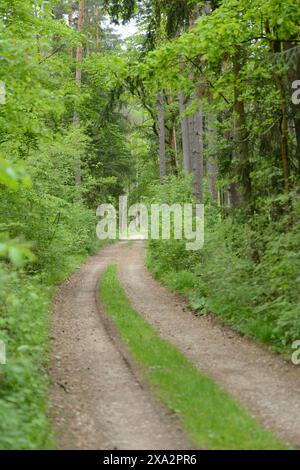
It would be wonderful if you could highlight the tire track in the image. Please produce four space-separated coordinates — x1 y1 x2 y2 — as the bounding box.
50 243 190 450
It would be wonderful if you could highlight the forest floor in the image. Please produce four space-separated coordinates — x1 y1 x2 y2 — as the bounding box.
50 242 300 449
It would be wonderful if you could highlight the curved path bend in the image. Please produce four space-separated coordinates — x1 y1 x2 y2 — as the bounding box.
50 242 300 449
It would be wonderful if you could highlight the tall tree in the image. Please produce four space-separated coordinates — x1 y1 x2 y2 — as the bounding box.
233 51 252 205
191 96 204 203
157 91 166 183
207 113 218 202
178 91 192 173
74 0 85 186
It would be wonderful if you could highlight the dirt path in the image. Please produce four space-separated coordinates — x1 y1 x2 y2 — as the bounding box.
50 242 300 449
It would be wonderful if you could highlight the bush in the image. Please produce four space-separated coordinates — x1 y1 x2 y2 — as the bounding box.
0 268 53 449
0 127 101 449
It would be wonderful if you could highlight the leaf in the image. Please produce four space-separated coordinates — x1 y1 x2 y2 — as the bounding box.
8 247 24 267
188 296 207 312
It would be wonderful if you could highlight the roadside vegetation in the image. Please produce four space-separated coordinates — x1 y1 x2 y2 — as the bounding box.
0 242 99 450
145 176 300 356
100 265 288 450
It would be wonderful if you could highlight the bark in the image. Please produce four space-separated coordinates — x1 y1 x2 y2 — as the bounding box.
189 9 199 28
94 2 100 50
275 76 290 190
75 0 85 85
228 183 242 209
188 10 205 202
186 96 204 202
294 117 300 174
284 42 300 174
68 0 73 27
74 0 85 186
207 114 218 202
191 98 204 203
157 92 167 184
178 92 192 172
166 94 178 173
172 126 178 160
233 53 252 204
169 125 178 172
268 36 290 190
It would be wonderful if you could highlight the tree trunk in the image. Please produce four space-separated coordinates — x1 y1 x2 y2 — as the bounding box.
284 41 300 175
294 116 300 174
157 91 166 184
68 1 73 27
207 114 218 202
94 2 100 50
74 0 85 186
233 53 251 204
169 125 178 173
191 98 204 203
273 74 290 190
178 92 192 172
76 0 85 85
188 11 204 202
229 183 242 209
166 94 178 174
277 77 290 190
269 37 290 190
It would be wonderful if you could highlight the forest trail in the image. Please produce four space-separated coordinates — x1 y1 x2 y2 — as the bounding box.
50 242 300 449
50 243 190 450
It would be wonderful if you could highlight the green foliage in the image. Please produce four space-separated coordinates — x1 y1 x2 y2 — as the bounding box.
147 179 300 355
0 156 31 191
0 234 104 450
0 269 53 449
161 270 197 295
1 0 299 449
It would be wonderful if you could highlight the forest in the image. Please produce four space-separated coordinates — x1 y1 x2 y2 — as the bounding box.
0 0 300 452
